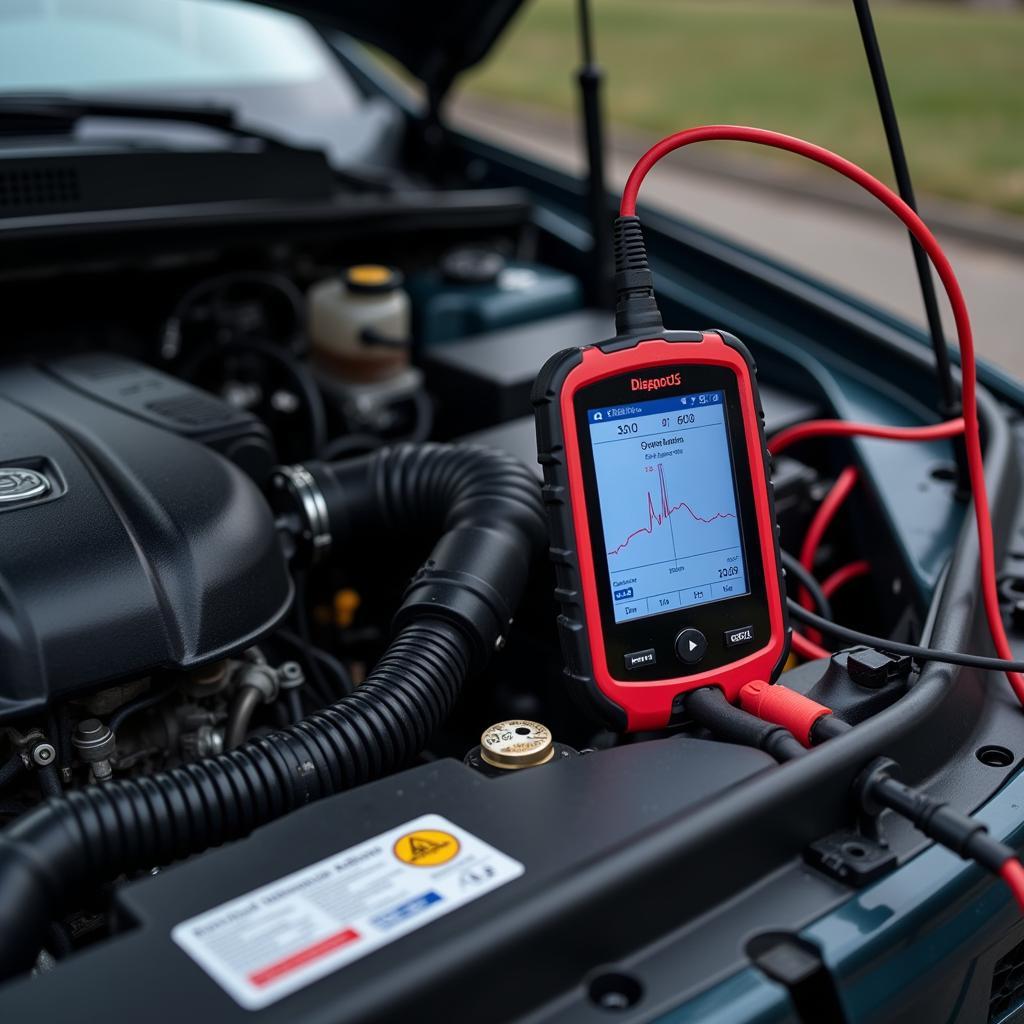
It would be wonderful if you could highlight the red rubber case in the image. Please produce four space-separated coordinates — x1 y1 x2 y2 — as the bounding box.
532 329 789 730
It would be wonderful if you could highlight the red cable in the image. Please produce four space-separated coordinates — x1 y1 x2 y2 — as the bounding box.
620 126 1024 706
821 560 873 600
768 417 966 458
999 858 1024 913
790 561 872 662
799 467 860 603
799 467 860 642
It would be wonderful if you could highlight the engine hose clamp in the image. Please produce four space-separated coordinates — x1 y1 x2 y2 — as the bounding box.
273 463 332 561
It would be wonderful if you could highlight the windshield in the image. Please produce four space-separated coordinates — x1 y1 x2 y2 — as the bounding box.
0 0 334 92
0 0 399 168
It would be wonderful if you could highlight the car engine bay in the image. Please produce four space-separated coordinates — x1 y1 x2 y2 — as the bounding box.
0 121 1022 1020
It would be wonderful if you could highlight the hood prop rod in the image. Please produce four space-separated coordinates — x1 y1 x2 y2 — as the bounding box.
576 0 613 308
852 0 969 496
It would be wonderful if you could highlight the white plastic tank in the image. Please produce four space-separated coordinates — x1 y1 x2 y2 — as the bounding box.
308 265 411 381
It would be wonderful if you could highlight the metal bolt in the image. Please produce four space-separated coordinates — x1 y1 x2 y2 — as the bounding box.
31 742 56 767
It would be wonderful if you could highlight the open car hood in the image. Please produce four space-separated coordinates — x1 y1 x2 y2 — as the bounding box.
259 0 527 99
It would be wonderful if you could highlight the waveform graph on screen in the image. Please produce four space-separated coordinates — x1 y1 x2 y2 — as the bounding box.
588 392 749 622
606 462 736 566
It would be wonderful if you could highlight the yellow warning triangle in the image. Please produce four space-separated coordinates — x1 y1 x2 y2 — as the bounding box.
408 836 446 860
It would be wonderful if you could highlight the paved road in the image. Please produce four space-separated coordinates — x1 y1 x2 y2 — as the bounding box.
451 98 1024 379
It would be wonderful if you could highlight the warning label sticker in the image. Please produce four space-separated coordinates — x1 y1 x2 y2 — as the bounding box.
171 814 523 1010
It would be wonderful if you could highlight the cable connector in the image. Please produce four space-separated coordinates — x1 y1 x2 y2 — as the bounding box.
854 757 1024 910
738 680 833 747
685 686 806 763
612 215 663 337
857 759 1011 871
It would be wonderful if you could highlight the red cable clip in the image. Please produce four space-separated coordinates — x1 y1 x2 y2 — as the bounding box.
739 680 832 747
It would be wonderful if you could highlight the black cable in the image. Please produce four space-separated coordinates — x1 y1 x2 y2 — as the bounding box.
780 550 832 619
851 0 968 494
789 599 1024 672
810 715 853 743
274 628 356 700
107 681 176 734
612 216 663 336
857 760 1016 875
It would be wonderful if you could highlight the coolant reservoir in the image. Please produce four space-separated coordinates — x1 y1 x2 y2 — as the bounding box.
308 265 411 381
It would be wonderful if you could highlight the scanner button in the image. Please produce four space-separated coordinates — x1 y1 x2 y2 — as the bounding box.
724 625 755 648
674 629 708 666
624 648 657 671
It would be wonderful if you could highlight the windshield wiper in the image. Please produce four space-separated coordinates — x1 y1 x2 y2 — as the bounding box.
0 92 398 192
0 93 277 143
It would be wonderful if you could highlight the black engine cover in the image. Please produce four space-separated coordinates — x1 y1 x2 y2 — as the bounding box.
0 357 292 720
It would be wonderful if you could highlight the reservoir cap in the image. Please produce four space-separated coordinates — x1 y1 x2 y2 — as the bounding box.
345 265 403 294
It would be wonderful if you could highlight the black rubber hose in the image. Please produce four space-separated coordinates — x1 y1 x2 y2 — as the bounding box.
35 766 61 799
0 443 546 981
308 444 549 670
0 754 24 791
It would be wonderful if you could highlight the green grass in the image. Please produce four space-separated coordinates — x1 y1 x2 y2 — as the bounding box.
461 0 1024 214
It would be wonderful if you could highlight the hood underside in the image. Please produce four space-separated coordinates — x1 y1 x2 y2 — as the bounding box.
259 0 527 99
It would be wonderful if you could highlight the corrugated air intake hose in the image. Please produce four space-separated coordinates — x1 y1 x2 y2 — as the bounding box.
0 443 546 980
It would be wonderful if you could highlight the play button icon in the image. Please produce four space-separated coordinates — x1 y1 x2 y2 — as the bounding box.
674 628 708 666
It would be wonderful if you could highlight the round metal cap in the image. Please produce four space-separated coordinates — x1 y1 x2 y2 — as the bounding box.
479 719 553 770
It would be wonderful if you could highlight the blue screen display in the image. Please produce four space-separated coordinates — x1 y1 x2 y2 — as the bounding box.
587 390 749 623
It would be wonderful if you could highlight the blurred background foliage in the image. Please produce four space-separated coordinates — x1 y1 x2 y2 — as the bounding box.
460 0 1024 213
